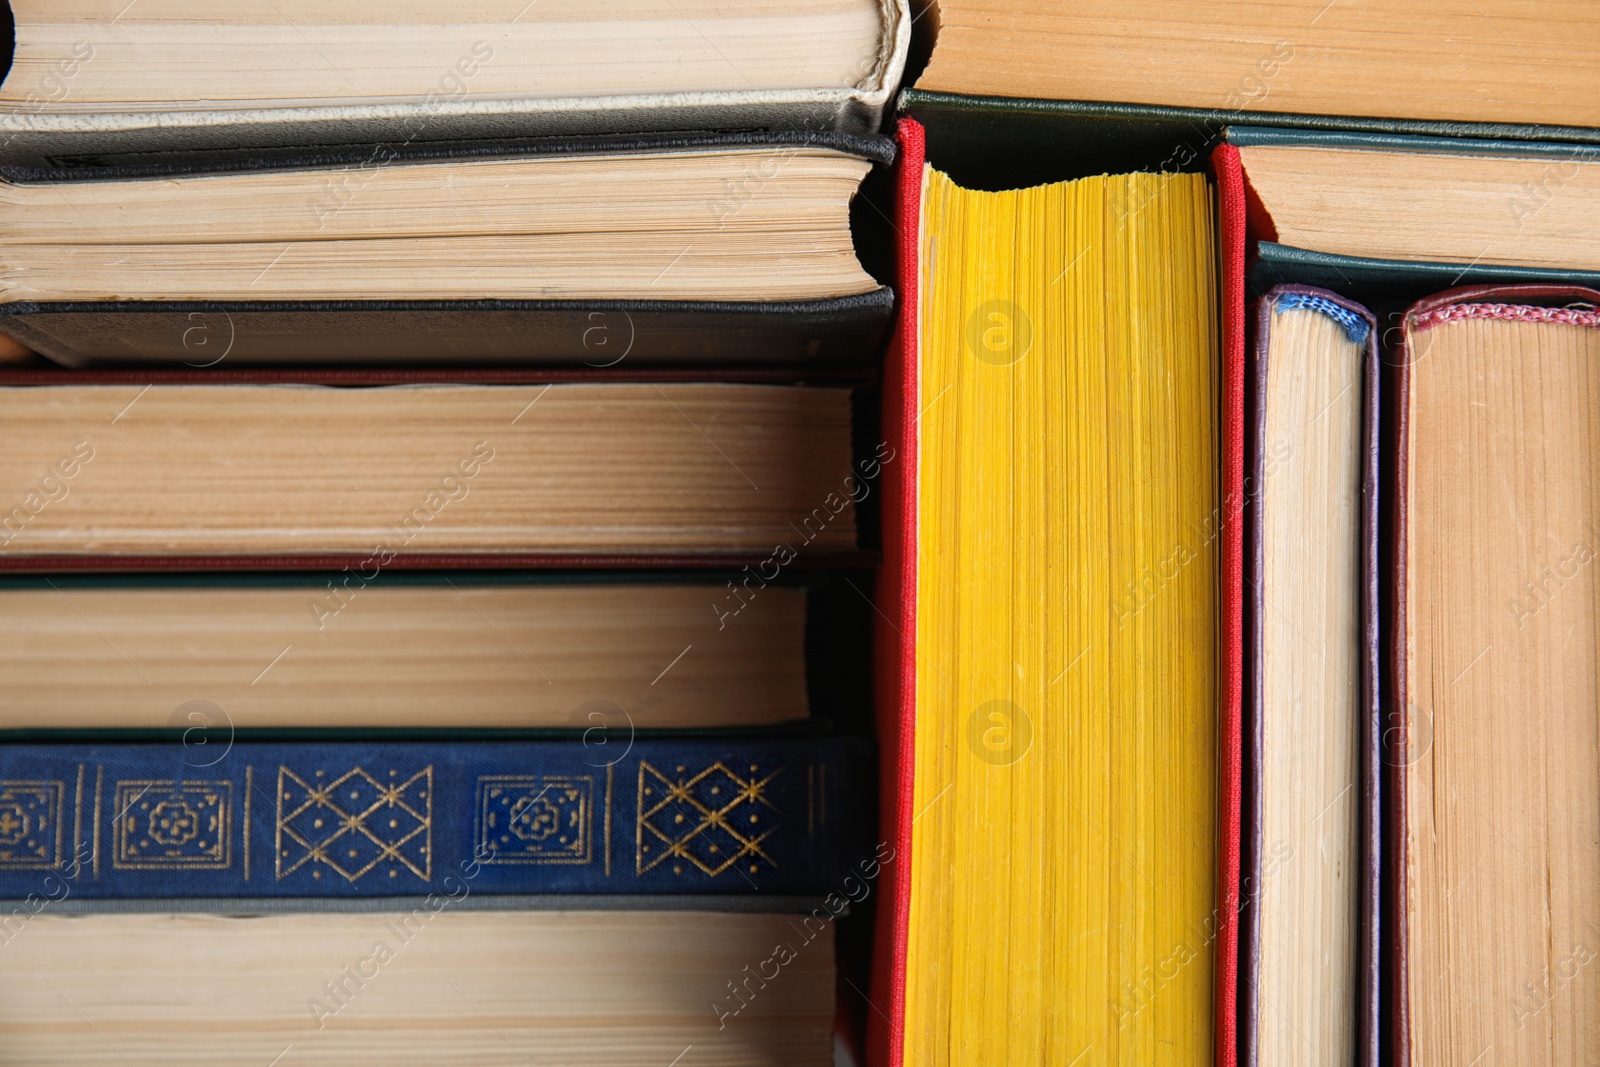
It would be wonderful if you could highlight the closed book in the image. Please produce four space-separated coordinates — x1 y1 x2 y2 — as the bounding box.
1241 285 1380 1067
0 375 868 565
0 910 842 1065
899 91 1600 195
0 132 895 365
0 736 869 900
1224 127 1600 301
1390 284 1600 1067
869 115 1246 1067
0 572 821 732
0 0 911 166
904 3 1600 130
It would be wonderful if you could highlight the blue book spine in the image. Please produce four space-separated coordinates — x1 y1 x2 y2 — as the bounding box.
0 737 870 899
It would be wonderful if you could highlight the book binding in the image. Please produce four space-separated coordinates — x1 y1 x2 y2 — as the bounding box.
0 737 870 900
1242 284 1381 1067
866 114 923 1067
1387 282 1600 1067
0 131 897 366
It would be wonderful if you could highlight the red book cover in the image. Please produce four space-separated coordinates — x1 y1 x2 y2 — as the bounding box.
866 114 923 1067
1212 141 1248 1067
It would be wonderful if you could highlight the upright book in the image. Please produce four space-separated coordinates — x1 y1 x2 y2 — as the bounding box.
1391 284 1600 1066
1242 286 1379 1067
870 116 1244 1067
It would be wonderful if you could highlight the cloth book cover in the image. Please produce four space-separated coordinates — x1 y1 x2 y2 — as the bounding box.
0 737 869 900
865 115 1245 1067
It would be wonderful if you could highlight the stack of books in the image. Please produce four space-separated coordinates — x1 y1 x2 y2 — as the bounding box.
0 2 910 1064
875 6 1600 1067
6 2 1600 1065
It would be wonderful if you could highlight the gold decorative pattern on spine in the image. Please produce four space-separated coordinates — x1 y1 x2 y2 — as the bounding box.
243 766 252 882
0 781 64 870
636 761 779 878
92 767 102 879
113 780 232 870
275 766 432 883
476 775 594 865
72 766 84 880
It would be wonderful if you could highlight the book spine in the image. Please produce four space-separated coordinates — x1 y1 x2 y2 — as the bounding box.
1212 141 1248 1067
869 114 925 1067
0 738 868 900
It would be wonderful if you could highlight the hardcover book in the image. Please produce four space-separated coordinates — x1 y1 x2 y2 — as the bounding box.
1225 127 1600 299
0 737 869 899
0 0 911 166
1390 284 1600 1066
868 115 1245 1067
1241 285 1380 1067
0 910 839 1065
0 379 862 563
0 573 816 731
0 132 895 364
907 0 1600 130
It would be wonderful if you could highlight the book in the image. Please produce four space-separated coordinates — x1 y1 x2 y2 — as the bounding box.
0 574 812 731
0 910 839 1065
1229 128 1600 294
896 97 1600 300
0 0 911 166
0 736 868 899
1391 284 1600 1066
899 93 1600 197
870 117 1240 1067
0 132 896 363
0 380 862 561
909 0 1600 129
1242 286 1379 1067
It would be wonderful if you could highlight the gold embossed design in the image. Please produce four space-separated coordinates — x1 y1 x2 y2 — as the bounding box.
0 781 63 870
636 761 778 878
477 776 593 865
113 781 232 870
276 766 431 883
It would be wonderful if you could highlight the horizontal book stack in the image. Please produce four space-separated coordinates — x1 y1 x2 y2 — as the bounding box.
0 3 911 1064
